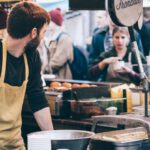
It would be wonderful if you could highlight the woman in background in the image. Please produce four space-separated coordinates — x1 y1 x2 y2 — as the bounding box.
88 27 146 85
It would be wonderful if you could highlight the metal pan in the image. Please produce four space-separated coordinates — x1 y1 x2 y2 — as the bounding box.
28 130 95 150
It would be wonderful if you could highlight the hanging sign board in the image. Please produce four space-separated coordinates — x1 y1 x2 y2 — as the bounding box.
106 0 143 27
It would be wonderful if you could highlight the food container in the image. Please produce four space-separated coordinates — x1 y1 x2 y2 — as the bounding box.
28 130 95 150
109 61 125 71
89 127 150 150
63 86 111 100
70 98 125 119
106 107 117 115
45 80 123 118
70 99 106 119
45 92 70 118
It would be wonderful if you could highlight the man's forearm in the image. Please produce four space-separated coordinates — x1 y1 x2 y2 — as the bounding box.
34 107 53 130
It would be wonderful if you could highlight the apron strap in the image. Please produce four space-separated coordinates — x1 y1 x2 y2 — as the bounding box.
23 54 29 81
0 39 7 82
0 39 29 82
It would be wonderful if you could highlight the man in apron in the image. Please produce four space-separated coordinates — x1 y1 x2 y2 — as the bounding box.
0 1 53 149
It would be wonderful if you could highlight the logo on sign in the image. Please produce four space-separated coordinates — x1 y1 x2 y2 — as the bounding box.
116 0 142 10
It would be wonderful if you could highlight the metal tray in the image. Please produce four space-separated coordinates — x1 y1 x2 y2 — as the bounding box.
45 78 122 86
89 127 150 150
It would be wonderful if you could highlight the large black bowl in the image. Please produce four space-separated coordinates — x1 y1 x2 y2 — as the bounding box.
28 130 95 150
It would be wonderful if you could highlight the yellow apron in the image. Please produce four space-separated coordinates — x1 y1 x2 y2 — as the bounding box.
0 39 29 150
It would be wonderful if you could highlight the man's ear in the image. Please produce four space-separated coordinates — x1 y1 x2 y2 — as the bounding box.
30 28 37 39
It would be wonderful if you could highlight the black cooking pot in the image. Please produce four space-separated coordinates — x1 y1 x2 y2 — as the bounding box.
28 130 95 150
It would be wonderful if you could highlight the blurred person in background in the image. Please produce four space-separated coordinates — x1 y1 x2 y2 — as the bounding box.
89 16 144 66
89 16 117 65
88 27 146 85
88 11 108 64
0 2 53 149
93 10 108 34
0 9 7 39
139 9 150 56
38 8 73 79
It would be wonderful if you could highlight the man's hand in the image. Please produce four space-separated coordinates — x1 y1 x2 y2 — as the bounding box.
34 107 53 130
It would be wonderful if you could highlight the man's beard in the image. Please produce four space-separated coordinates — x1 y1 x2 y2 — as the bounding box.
25 36 40 54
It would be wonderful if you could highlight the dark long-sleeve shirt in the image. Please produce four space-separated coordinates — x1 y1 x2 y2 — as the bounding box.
88 47 146 83
0 40 48 113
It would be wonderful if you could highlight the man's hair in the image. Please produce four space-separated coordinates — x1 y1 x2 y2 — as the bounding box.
7 1 50 38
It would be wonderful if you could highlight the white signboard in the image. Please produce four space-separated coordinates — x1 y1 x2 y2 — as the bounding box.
114 0 143 26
